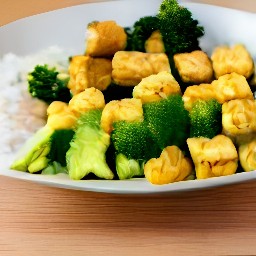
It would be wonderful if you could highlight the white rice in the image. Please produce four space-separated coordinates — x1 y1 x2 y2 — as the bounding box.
0 46 72 169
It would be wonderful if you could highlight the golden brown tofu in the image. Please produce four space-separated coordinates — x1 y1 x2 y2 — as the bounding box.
67 55 112 95
101 98 143 134
112 51 171 86
47 101 77 130
211 44 254 79
145 31 165 53
212 72 254 104
174 50 214 84
69 88 106 117
144 145 193 185
183 72 254 111
85 20 127 57
182 83 216 111
239 138 256 172
187 135 238 179
133 71 181 103
222 99 256 146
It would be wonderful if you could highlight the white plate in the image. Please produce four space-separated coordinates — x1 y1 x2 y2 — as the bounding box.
1 0 256 194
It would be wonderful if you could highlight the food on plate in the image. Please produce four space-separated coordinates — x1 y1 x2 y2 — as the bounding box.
157 0 204 55
8 0 256 186
189 99 222 139
101 98 143 134
28 64 71 104
67 55 112 95
69 87 106 117
173 50 214 84
222 99 256 145
144 31 165 53
144 145 193 185
183 73 254 110
47 101 77 130
211 44 254 79
187 135 238 179
125 16 164 53
212 72 254 104
112 51 170 86
85 20 127 57
133 71 181 103
239 138 256 172
66 109 114 180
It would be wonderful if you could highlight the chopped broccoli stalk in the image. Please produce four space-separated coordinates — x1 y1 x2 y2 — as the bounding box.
115 153 144 180
48 129 75 166
189 99 222 139
143 94 190 150
28 64 71 104
125 16 160 52
10 125 54 173
111 120 161 161
41 161 68 175
157 0 204 55
66 109 114 180
11 127 74 173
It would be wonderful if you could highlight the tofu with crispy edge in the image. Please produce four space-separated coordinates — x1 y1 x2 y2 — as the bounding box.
67 55 112 95
85 20 127 57
173 50 214 84
112 51 171 86
211 44 254 79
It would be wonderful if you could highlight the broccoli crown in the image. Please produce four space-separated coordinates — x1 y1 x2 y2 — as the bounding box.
189 99 222 139
125 16 159 52
48 129 75 167
157 0 204 55
66 109 114 180
143 94 190 150
111 120 161 161
28 64 71 104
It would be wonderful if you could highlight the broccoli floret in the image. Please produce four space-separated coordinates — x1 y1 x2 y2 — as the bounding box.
110 120 161 180
111 120 161 161
10 127 75 173
28 64 71 104
157 0 204 55
143 94 190 150
125 16 160 52
66 109 114 180
189 99 222 139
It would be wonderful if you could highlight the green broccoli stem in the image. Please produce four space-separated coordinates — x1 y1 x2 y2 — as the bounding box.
115 153 144 180
66 110 114 180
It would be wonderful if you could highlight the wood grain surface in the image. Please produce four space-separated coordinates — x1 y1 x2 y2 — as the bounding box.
1 1 256 256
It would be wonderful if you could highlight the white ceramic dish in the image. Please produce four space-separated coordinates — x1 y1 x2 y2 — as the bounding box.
1 0 256 194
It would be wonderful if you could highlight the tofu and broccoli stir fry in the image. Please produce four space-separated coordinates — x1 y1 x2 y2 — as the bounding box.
10 0 256 185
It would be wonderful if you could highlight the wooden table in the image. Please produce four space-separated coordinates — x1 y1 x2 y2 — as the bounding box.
1 1 256 255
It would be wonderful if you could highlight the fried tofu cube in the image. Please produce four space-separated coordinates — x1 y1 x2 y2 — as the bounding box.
101 98 143 134
68 87 106 117
145 31 165 53
85 20 127 57
182 83 216 111
211 44 254 79
187 135 238 179
67 55 112 95
173 50 213 84
222 99 256 137
212 72 254 104
133 71 181 103
112 51 171 86
239 138 256 172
